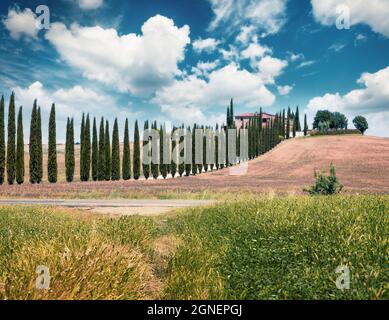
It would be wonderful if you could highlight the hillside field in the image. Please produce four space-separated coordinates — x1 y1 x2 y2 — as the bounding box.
1 135 389 199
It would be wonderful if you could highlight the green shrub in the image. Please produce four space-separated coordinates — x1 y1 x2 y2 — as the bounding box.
309 129 360 136
304 163 343 195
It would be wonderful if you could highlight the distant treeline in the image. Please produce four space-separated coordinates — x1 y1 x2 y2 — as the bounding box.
0 94 304 185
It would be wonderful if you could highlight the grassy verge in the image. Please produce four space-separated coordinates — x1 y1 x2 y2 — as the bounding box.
164 195 388 299
1 195 388 300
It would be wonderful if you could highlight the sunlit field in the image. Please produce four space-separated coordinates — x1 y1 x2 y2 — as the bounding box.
1 195 387 300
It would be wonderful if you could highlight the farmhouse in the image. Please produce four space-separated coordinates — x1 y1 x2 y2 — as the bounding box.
234 112 276 130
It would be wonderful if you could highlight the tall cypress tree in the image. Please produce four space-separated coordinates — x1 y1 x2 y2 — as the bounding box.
16 106 24 185
151 121 159 179
215 124 219 170
304 114 308 136
133 120 140 180
80 113 85 180
91 117 98 181
29 101 38 184
286 107 291 139
191 124 197 175
81 114 91 181
178 125 185 177
0 95 5 185
122 118 131 180
48 103 57 183
142 121 150 180
36 107 43 183
185 125 192 176
65 118 75 182
171 127 177 178
111 118 120 180
97 118 105 181
295 106 301 132
104 120 111 181
7 92 16 184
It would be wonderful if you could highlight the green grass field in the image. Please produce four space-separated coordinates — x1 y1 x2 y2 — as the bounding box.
1 195 388 300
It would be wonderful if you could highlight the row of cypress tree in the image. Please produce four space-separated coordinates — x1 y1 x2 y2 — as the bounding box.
0 94 309 185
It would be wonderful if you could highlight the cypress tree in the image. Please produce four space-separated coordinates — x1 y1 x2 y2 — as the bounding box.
65 118 75 182
171 127 177 178
48 103 57 183
29 101 38 184
151 121 159 179
133 120 140 180
185 125 192 176
295 106 301 132
215 124 219 170
203 126 208 172
282 109 286 138
104 120 111 180
36 107 43 183
81 114 91 181
91 117 98 181
160 124 167 179
7 92 16 184
16 106 24 185
286 107 291 139
293 115 297 138
178 125 185 177
0 95 5 185
122 118 131 180
142 121 150 180
97 118 105 181
304 114 308 136
111 118 120 180
191 124 197 175
80 113 85 180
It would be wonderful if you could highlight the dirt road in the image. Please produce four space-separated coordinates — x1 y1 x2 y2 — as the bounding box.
0 199 215 216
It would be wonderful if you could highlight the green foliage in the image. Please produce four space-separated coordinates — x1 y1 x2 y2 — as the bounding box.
48 104 57 183
65 118 75 182
16 106 24 185
353 116 369 135
80 113 85 180
91 117 98 181
97 118 105 181
133 120 140 180
122 118 131 180
313 110 348 130
142 121 150 180
81 115 91 181
29 100 39 184
151 121 159 179
286 107 291 139
0 95 5 185
36 107 43 183
111 118 120 180
304 163 343 195
164 196 388 300
310 129 360 136
7 92 16 184
104 120 111 181
304 114 308 136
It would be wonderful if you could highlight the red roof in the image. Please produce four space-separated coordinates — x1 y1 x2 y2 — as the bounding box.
235 112 275 118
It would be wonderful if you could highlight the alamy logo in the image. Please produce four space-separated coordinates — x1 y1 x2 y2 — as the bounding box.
36 265 50 290
335 265 350 290
336 5 350 30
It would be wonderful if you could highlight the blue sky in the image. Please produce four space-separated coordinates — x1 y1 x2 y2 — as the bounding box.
1 0 389 141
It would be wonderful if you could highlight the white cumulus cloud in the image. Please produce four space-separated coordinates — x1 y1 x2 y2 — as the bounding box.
311 0 389 37
3 7 38 40
277 85 293 95
152 63 276 123
12 82 134 142
306 66 389 137
79 0 103 10
192 38 220 53
45 15 190 96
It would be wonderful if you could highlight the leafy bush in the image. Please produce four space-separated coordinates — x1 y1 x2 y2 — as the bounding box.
304 163 343 195
309 129 360 136
353 116 369 135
